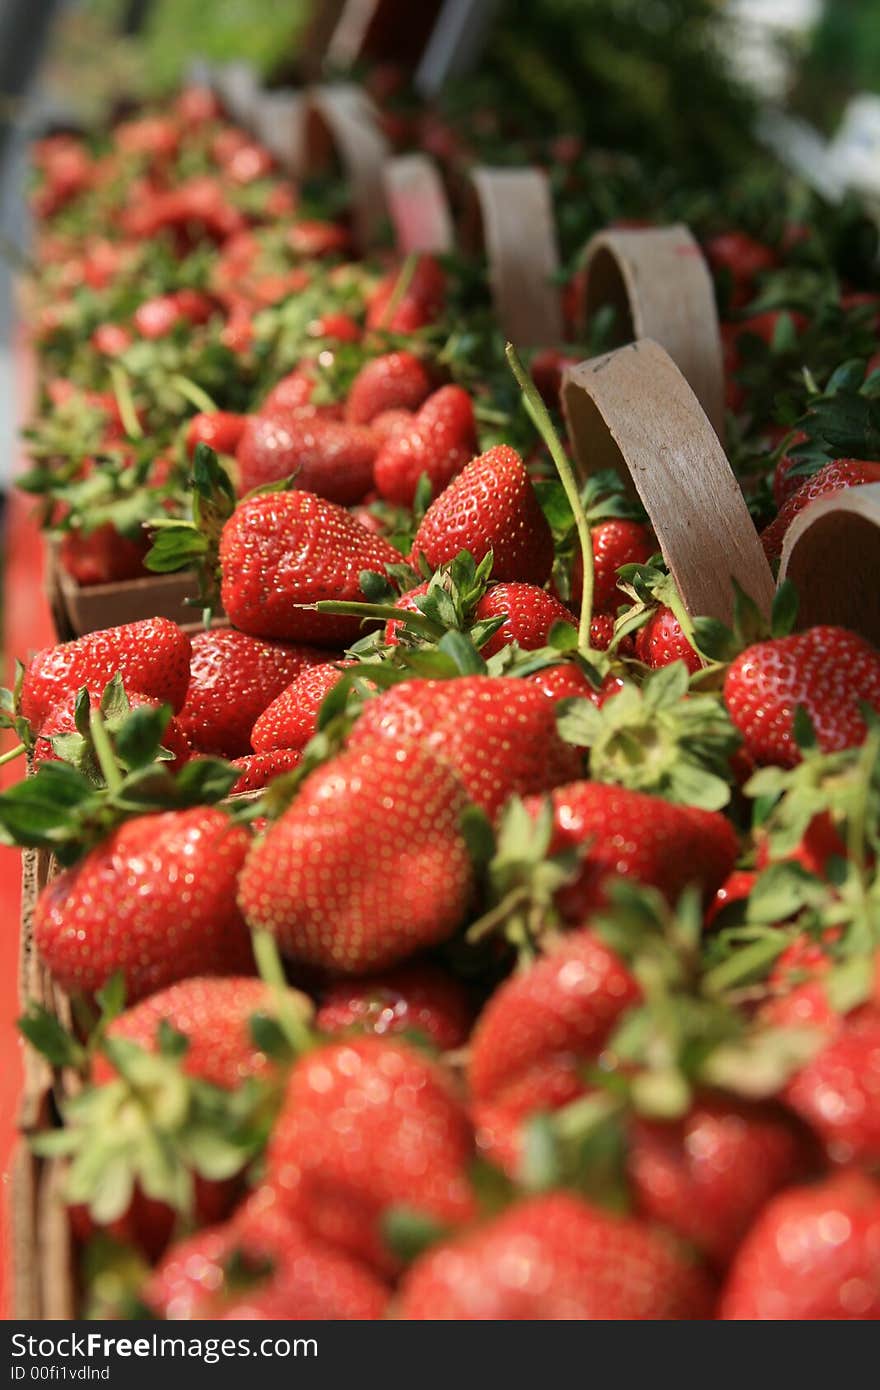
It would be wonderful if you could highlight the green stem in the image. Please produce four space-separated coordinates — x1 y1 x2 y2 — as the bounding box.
88 710 123 794
0 742 26 767
314 599 443 639
252 931 314 1056
377 252 419 332
465 885 532 944
108 365 143 441
170 375 219 416
505 344 595 654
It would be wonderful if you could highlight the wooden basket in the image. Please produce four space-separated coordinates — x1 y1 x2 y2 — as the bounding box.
46 541 207 643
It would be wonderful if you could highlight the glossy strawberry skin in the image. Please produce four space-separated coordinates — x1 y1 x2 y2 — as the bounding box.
383 584 430 646
365 256 445 333
316 962 472 1051
218 491 400 645
177 628 327 757
147 1189 388 1320
34 808 254 1001
761 459 880 561
229 748 302 794
630 1099 811 1265
21 618 192 731
719 1172 880 1319
634 605 701 673
469 930 640 1102
185 411 246 459
571 520 654 613
412 446 555 586
250 661 355 753
398 1192 713 1320
345 350 431 425
724 627 880 767
238 740 475 974
526 781 739 920
474 583 574 657
373 385 476 507
235 415 379 503
783 1008 880 1164
472 1058 587 1176
265 1038 476 1274
35 690 190 770
59 524 148 586
347 676 582 822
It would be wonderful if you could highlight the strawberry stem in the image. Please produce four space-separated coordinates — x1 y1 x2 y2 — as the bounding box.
252 930 314 1056
377 253 418 332
170 375 219 416
88 709 123 793
505 344 595 654
0 742 26 768
108 364 143 441
313 599 442 638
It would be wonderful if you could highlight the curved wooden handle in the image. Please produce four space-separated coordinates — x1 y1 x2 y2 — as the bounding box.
301 84 390 249
561 340 774 624
467 167 563 348
778 482 880 645
383 154 454 253
582 224 725 438
252 89 304 176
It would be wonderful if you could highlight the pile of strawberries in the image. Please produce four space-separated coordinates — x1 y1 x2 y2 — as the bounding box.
7 78 880 1321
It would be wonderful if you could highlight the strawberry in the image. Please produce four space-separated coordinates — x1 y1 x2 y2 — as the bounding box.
723 627 880 766
176 85 222 125
397 1192 713 1319
235 415 378 502
250 661 355 753
705 868 757 927
175 628 326 757
371 407 415 440
761 931 840 1032
411 446 555 585
36 690 191 771
239 740 475 973
316 962 472 1051
473 583 574 657
472 1058 587 1175
34 808 254 1000
286 220 349 259
264 1037 476 1274
761 459 880 561
384 584 430 646
59 524 148 586
229 749 302 793
783 1008 880 1164
630 1099 811 1265
366 256 446 332
185 412 246 459
571 520 654 613
704 231 778 307
307 311 361 343
347 676 582 821
134 290 214 340
258 367 330 418
345 350 431 425
146 1193 388 1320
373 385 477 506
525 782 738 920
634 604 701 673
528 661 624 709
21 618 192 731
719 1172 880 1319
98 976 278 1090
218 491 400 644
90 323 132 357
469 930 640 1103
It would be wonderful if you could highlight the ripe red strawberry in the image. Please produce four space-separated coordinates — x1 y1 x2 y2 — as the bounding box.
316 962 472 1051
720 1172 880 1319
383 584 430 646
229 748 302 794
307 311 361 343
286 220 349 259
250 661 355 753
469 930 640 1102
705 868 757 927
473 583 574 657
771 429 809 508
571 520 654 613
258 366 332 418
35 690 191 771
704 231 778 307
59 524 148 586
146 1192 388 1320
177 628 326 757
347 676 582 821
526 781 738 919
373 385 476 507
34 808 254 1000
265 1037 476 1274
235 415 378 502
134 290 214 339
218 491 400 644
397 1192 713 1319
239 740 475 973
472 1058 587 1175
371 407 415 440
21 618 192 731
723 626 880 766
528 661 625 708
97 976 277 1090
783 1008 880 1164
90 323 132 356
634 604 701 673
630 1099 810 1265
761 459 880 561
761 930 840 1032
411 446 554 585
185 411 246 459
345 351 431 425
366 256 445 332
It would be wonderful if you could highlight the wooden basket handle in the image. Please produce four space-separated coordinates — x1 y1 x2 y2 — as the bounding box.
252 89 304 176
562 340 774 624
466 167 563 348
778 482 880 645
383 154 454 254
301 84 390 249
582 224 725 438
